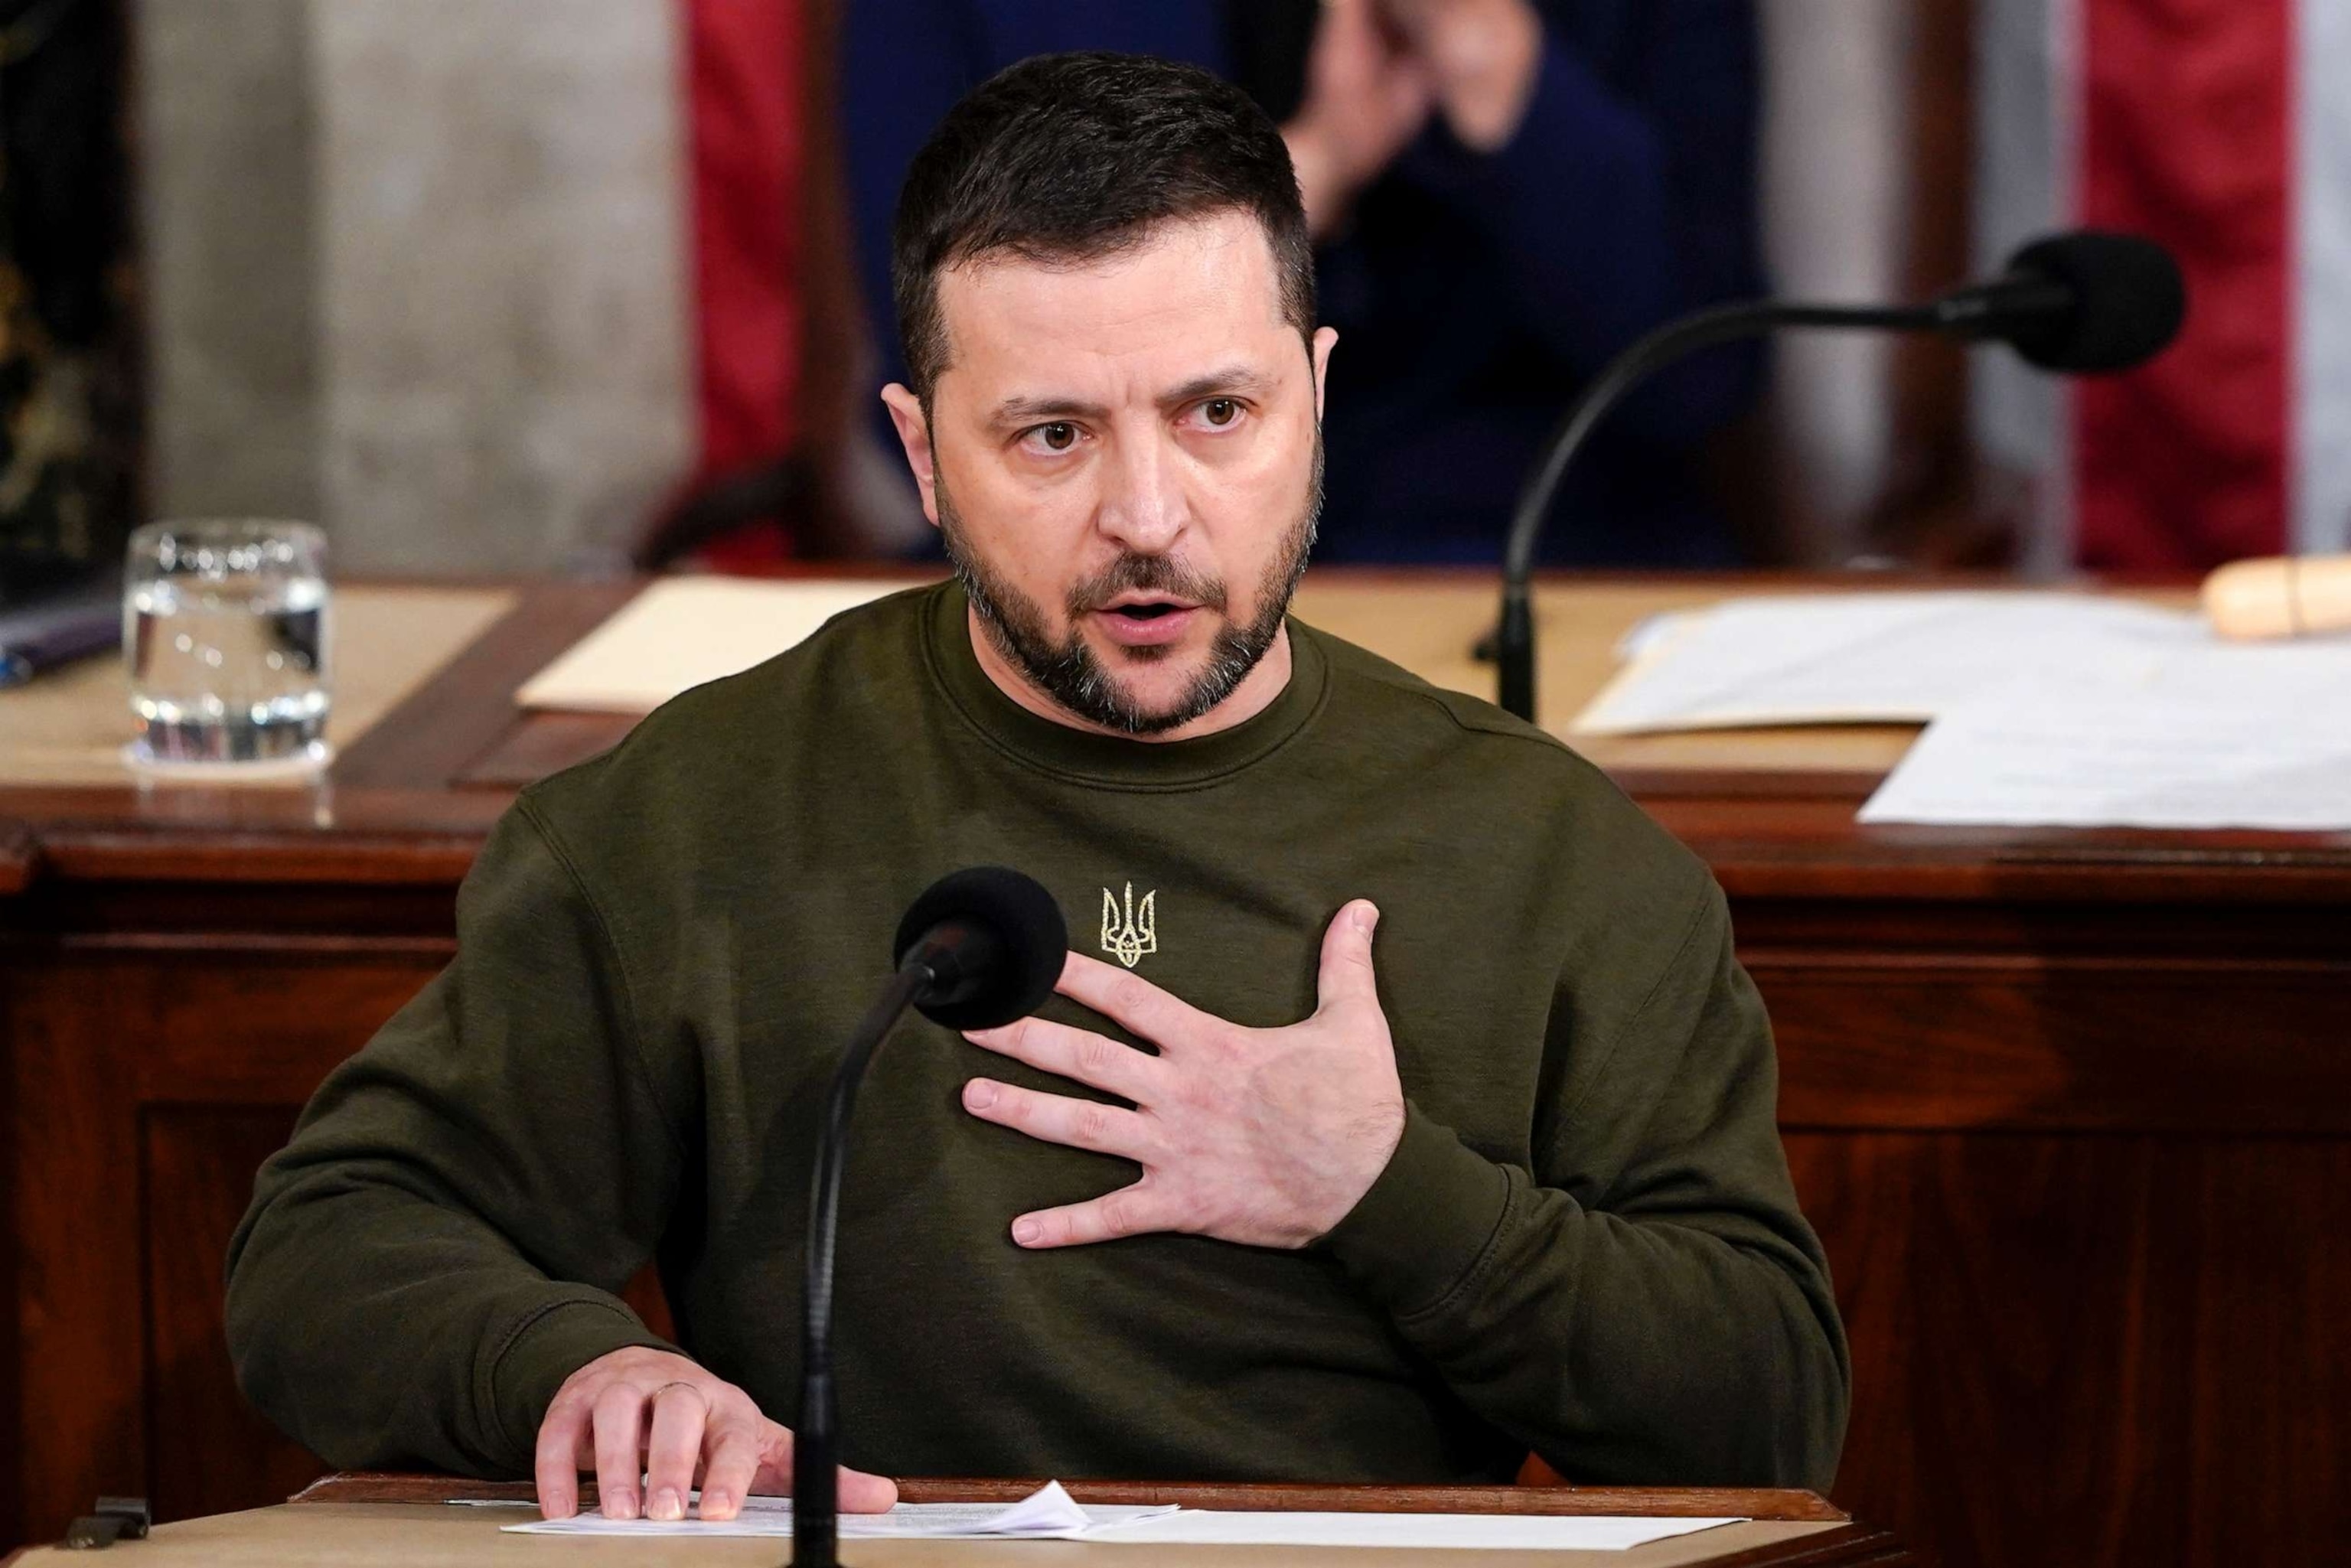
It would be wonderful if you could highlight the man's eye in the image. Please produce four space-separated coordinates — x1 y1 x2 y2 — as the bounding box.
1200 399 1241 428
1034 422 1077 451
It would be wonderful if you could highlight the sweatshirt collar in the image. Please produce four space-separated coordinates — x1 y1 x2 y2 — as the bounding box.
922 579 1328 789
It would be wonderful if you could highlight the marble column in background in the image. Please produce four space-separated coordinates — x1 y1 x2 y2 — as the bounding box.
139 0 696 575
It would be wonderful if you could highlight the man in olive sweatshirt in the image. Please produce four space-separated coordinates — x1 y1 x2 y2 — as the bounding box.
226 51 1847 1525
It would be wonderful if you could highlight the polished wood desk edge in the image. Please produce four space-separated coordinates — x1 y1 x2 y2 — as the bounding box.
331 580 638 791
7 754 2349 898
3 1517 1910 1568
7 813 2350 907
5 569 2348 896
0 819 29 895
287 1471 1849 1521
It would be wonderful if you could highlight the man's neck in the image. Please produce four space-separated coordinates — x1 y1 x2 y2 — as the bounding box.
966 607 1295 743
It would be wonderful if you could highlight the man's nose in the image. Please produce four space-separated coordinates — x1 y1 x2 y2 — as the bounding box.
1094 433 1188 553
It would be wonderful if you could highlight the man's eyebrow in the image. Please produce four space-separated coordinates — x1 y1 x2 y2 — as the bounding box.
987 393 1110 428
984 367 1274 429
1159 366 1274 406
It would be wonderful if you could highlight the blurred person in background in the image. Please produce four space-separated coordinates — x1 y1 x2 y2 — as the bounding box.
843 0 1764 566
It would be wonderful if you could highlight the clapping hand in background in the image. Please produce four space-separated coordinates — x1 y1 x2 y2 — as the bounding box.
1283 0 1545 236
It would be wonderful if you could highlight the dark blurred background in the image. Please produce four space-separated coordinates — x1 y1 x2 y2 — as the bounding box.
0 0 137 603
3 0 2318 594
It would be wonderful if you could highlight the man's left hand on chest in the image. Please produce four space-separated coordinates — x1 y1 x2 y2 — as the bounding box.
960 900 1407 1250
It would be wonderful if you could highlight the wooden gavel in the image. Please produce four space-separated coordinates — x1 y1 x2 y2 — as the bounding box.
2203 555 2351 639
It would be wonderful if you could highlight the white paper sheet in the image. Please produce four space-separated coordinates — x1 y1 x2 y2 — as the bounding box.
502 1480 1175 1540
501 1486 1743 1551
515 576 918 713
1083 1510 1746 1551
1860 640 2351 828
1571 593 2196 735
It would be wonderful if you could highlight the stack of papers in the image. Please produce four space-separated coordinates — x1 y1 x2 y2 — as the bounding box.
517 577 916 714
1573 592 2351 831
504 1481 1171 1540
1075 1509 1745 1550
1573 592 2194 734
498 1480 1746 1551
1861 637 2351 829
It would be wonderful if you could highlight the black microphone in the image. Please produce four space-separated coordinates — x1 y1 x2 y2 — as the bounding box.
1492 229 2186 720
794 867 1066 1568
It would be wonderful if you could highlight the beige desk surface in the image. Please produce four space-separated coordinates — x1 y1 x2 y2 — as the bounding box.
0 585 514 788
0 571 2190 799
6 1501 1844 1566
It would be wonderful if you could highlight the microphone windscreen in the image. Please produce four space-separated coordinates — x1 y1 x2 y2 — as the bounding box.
893 867 1068 1029
2003 231 2186 373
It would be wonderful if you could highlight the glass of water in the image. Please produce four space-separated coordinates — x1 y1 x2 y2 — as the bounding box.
124 519 332 771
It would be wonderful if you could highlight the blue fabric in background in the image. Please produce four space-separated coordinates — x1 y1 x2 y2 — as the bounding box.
843 0 1763 567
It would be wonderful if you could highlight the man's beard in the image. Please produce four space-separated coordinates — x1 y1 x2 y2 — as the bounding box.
937 443 1322 737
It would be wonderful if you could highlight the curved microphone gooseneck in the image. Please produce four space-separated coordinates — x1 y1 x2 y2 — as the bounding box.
794 868 1067 1568
1493 230 2186 722
1495 298 1938 719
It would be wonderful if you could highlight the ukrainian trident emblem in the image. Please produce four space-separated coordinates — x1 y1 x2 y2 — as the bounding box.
1099 882 1157 968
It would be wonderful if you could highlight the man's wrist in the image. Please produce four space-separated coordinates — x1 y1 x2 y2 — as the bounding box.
489 1297 675 1472
1418 0 1544 152
1317 1102 1514 1319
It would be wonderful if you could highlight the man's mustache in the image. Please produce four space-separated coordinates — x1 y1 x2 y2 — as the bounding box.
1066 553 1228 616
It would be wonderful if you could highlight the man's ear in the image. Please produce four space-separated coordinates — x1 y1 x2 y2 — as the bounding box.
880 383 942 527
1310 327 1338 422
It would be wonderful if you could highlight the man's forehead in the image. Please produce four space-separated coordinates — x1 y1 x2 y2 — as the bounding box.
934 210 1294 395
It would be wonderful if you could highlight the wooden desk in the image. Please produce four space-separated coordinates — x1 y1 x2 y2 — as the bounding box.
4 571 2346 1568
3 1472 1906 1565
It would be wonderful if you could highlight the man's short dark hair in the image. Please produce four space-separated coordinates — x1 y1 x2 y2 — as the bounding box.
891 51 1316 405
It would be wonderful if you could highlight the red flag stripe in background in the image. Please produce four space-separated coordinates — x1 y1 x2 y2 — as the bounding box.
683 0 805 558
2073 0 2293 570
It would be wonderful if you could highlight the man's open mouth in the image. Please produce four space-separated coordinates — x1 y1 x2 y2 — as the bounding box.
1099 596 1199 622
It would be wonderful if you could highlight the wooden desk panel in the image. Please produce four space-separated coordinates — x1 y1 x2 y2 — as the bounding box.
2 1505 1873 1567
2 1474 1905 1566
2 572 2344 1567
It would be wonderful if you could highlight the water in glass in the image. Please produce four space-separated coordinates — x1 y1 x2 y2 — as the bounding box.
126 520 331 767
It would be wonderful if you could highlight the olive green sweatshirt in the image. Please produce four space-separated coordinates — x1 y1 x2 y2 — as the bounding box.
225 581 1847 1491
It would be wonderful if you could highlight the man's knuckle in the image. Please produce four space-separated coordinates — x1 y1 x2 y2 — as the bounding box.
1074 1103 1110 1145
1074 1032 1115 1077
1110 972 1151 1016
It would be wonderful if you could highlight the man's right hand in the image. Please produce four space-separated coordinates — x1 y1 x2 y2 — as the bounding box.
533 1346 899 1522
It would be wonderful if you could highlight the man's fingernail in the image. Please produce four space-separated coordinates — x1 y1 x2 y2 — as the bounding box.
1012 1217 1042 1244
702 1491 733 1517
648 1488 682 1521
1356 903 1379 933
606 1491 638 1521
965 1079 997 1110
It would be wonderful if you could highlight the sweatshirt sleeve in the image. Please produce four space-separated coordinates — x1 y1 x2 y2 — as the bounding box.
223 797 686 1477
1319 884 1850 1489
